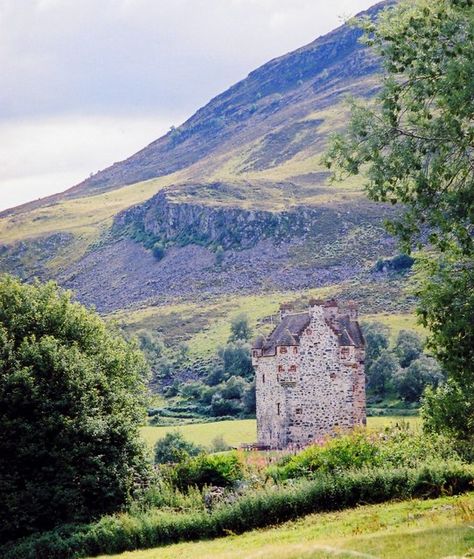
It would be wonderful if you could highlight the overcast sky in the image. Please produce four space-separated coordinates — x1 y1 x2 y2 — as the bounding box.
0 0 376 212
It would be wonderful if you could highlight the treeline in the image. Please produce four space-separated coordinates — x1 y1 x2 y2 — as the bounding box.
363 323 444 404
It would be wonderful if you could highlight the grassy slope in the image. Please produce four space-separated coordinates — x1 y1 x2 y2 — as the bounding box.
93 493 474 559
111 280 417 360
140 416 420 449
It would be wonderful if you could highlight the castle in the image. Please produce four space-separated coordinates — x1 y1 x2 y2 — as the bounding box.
252 299 366 449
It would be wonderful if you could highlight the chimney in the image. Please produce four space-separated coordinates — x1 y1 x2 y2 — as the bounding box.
346 300 358 320
279 302 293 320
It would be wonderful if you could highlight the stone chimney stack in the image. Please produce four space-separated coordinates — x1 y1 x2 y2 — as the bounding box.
279 302 293 320
346 300 358 321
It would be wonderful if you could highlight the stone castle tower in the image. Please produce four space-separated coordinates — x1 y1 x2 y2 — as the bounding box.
252 299 366 449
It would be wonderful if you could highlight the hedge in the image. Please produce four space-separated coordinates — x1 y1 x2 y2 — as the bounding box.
2 461 473 559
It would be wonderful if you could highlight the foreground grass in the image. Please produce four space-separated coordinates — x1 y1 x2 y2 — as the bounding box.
94 493 474 559
141 417 420 449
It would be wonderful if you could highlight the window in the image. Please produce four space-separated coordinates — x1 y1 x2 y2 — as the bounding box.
330 372 336 380
278 365 284 372
289 365 297 372
253 350 259 357
262 374 265 384
341 347 350 358
306 328 312 335
277 403 280 415
295 408 302 415
293 346 298 354
279 346 287 354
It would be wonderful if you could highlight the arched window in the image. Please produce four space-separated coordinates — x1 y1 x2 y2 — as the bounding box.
293 346 298 354
278 365 284 372
279 346 287 354
289 365 297 372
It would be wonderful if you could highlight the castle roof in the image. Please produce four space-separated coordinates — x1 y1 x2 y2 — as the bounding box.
259 308 364 356
262 312 310 355
337 316 364 348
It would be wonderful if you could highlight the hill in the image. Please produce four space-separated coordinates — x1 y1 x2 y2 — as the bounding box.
0 1 410 356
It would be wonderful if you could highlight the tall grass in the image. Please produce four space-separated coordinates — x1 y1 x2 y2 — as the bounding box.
3 461 473 559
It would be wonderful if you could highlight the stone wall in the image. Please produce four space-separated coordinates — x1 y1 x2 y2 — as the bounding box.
253 303 366 449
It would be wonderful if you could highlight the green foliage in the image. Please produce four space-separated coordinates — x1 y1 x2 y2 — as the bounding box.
219 341 254 379
3 462 473 559
268 426 460 481
422 379 474 453
168 452 245 490
0 275 150 544
325 0 474 257
228 314 252 343
395 355 444 402
394 329 423 368
154 431 204 464
375 254 415 273
362 322 390 371
367 350 399 397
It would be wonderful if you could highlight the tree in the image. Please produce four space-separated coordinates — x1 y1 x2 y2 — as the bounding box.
367 350 398 398
154 431 203 464
0 275 150 543
324 0 474 257
324 0 474 439
228 314 252 343
362 322 390 371
219 341 254 379
394 330 423 368
395 355 444 402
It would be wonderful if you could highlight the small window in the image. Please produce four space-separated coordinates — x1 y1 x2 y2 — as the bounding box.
262 374 265 384
253 350 259 357
289 365 297 372
330 372 337 380
306 328 312 335
277 403 281 415
295 408 302 415
293 346 298 354
341 347 350 358
278 365 284 372
280 346 287 354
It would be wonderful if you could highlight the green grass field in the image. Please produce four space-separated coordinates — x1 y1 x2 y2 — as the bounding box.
141 416 420 449
93 493 474 559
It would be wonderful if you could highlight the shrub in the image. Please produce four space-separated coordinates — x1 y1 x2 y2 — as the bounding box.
152 242 166 260
268 427 460 481
3 462 473 559
154 432 204 464
169 452 245 490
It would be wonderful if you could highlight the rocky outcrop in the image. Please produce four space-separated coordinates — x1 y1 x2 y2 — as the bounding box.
114 183 357 250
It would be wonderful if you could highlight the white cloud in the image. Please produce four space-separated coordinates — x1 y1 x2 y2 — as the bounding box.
0 0 377 211
0 114 180 211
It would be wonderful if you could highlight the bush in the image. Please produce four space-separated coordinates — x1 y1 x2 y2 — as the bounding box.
3 462 473 559
154 432 204 464
152 242 166 260
0 275 150 544
268 427 460 481
168 452 245 490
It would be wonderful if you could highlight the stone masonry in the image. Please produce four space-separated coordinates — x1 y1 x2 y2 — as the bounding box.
252 299 366 449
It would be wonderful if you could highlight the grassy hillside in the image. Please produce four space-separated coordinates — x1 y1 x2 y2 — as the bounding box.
93 493 474 559
0 1 417 386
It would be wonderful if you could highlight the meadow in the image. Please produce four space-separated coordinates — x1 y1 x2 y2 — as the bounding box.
93 493 474 559
140 416 421 449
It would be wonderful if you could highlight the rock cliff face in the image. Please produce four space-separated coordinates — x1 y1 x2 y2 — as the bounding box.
114 184 347 250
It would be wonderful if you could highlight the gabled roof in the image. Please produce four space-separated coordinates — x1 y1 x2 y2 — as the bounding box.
337 316 365 348
260 312 310 356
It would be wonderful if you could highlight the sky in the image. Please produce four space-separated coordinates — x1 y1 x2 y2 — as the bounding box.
0 0 376 212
